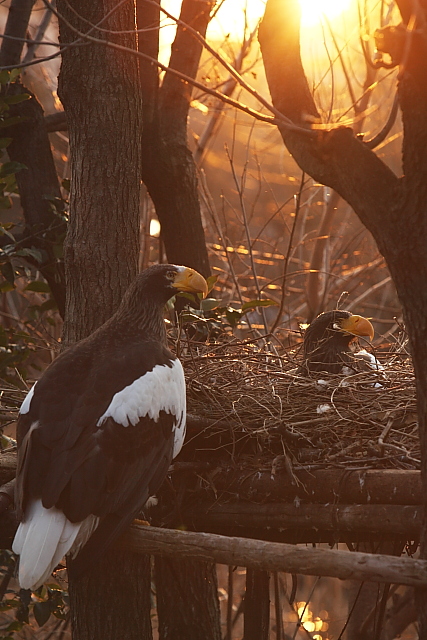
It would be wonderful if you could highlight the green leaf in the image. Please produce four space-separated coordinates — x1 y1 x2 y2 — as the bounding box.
25 280 50 293
0 280 14 292
0 195 12 209
176 291 197 302
0 224 15 241
9 69 21 82
205 274 218 294
0 70 10 85
225 307 242 327
241 298 278 313
38 298 58 313
0 138 12 149
16 248 43 262
61 178 70 192
200 297 220 312
0 161 26 177
33 600 52 627
0 115 29 128
0 261 14 284
3 93 30 105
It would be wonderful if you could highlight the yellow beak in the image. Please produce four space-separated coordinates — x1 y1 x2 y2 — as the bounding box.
339 314 374 341
172 267 208 298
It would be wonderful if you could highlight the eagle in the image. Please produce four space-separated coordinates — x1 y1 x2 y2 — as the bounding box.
302 309 376 375
12 264 208 590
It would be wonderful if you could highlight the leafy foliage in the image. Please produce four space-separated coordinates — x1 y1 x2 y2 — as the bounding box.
0 549 68 639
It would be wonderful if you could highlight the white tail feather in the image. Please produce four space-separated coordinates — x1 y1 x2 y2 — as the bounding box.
12 500 93 590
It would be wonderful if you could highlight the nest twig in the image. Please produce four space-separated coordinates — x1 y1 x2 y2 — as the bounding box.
180 335 419 470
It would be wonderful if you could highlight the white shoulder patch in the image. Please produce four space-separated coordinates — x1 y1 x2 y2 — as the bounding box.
20 384 36 415
97 359 186 432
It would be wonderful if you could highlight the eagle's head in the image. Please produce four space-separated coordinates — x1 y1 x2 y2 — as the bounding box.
302 310 374 374
131 264 208 304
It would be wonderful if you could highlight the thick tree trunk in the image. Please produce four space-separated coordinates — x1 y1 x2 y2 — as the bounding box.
138 3 219 637
258 0 427 633
57 0 143 344
68 551 152 640
138 0 211 277
155 556 221 640
56 1 149 639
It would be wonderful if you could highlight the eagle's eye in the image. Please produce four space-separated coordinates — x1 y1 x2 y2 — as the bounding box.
166 270 176 282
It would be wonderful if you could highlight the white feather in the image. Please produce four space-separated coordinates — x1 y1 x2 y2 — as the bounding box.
97 360 186 451
19 384 36 415
12 499 97 590
354 349 384 370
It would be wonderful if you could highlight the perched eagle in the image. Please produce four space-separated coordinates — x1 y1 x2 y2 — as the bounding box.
302 310 376 375
12 264 208 590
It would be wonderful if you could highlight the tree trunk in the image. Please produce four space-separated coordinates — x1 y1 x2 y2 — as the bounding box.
57 0 143 344
0 0 34 68
138 0 211 277
0 0 66 315
56 1 150 638
137 3 220 636
68 551 152 640
155 556 221 640
243 569 270 640
258 0 427 632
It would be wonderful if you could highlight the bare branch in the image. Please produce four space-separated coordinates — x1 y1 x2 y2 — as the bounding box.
258 0 399 242
123 524 427 587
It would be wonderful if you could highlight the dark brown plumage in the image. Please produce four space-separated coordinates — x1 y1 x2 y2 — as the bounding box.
12 264 208 590
302 310 375 375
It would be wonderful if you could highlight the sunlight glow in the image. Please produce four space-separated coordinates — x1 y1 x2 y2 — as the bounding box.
299 0 351 27
149 218 161 238
161 0 353 51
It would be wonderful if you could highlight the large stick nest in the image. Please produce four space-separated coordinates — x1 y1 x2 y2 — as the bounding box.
0 332 419 472
180 333 419 471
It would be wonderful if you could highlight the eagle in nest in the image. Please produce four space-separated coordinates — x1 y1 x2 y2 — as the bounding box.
301 309 378 375
12 264 208 590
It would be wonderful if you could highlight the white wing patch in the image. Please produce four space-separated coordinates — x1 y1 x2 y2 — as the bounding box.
97 358 186 435
20 384 36 415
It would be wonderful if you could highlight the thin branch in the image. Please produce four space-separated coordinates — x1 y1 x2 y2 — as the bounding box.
271 172 305 333
23 0 56 63
365 94 400 149
41 0 314 134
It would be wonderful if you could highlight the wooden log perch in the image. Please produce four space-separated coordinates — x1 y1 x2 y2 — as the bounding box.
184 502 421 538
2 449 422 505
122 524 427 587
204 467 422 505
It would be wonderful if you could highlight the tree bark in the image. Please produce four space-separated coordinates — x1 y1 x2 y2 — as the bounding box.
155 556 221 640
258 0 427 631
0 0 66 315
55 1 150 639
183 502 421 540
138 0 211 277
69 551 152 640
243 569 270 640
0 0 34 68
57 0 143 344
137 3 219 636
123 524 427 587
